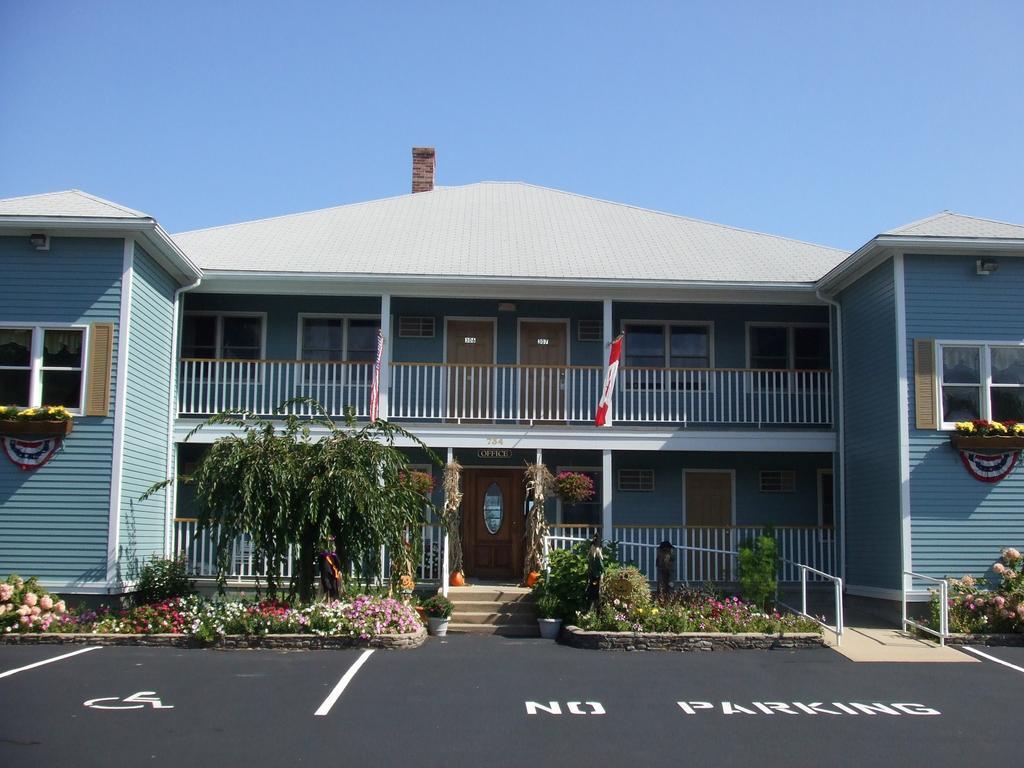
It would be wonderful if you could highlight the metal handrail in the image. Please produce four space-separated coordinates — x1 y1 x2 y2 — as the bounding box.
776 559 844 645
902 570 948 646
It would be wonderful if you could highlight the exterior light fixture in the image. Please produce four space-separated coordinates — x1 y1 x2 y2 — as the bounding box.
976 259 998 275
29 233 49 251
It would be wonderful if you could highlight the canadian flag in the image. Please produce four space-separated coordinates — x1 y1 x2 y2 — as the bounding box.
369 329 385 421
595 334 624 427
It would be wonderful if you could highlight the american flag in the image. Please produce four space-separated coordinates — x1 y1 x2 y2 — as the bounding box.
369 329 385 421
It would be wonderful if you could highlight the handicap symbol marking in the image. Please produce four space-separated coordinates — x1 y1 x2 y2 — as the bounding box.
84 691 174 710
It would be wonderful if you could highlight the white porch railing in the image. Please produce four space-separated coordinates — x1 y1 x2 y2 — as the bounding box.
776 561 844 645
902 571 948 645
173 518 444 583
615 368 832 426
178 359 832 427
611 525 837 583
178 359 374 417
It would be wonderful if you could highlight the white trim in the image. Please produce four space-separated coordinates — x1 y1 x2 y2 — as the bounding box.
165 275 201 556
515 318 571 367
0 322 89 413
379 295 391 420
934 340 1024 429
175 421 838 452
682 468 737 526
894 254 913 594
442 317 498 366
107 238 134 586
182 310 267 359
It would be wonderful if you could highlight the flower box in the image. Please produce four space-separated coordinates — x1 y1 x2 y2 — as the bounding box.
0 419 74 439
950 434 1024 452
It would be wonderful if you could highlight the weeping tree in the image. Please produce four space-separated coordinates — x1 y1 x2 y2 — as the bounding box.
149 399 439 601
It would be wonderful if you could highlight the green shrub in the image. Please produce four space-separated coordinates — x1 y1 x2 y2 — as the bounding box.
421 595 454 618
535 593 561 619
533 541 618 621
600 565 651 611
135 556 194 604
737 534 777 611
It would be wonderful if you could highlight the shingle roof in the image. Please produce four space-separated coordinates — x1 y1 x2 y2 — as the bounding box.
883 211 1024 239
174 182 848 284
0 189 149 219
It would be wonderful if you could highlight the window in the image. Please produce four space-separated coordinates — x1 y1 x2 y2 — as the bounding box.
557 468 601 525
298 316 381 361
181 314 263 359
759 470 796 493
818 470 834 529
939 343 1024 425
618 468 654 492
748 325 829 370
0 326 85 410
623 323 711 369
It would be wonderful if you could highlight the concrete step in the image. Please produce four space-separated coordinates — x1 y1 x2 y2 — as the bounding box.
444 587 535 603
454 611 539 625
452 606 540 618
446 622 540 637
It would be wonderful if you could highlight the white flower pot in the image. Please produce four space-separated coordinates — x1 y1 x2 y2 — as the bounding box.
427 616 450 636
538 618 562 640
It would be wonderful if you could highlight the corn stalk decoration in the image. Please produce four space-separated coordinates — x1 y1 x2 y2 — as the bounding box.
523 462 554 578
441 459 464 574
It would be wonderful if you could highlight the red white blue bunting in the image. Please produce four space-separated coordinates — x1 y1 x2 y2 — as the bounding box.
958 449 1020 483
2 437 63 471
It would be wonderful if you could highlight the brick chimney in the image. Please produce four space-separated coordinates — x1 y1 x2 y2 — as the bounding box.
412 147 436 193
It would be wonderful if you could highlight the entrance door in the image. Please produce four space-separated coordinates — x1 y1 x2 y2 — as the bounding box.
684 471 734 581
462 469 525 580
446 319 495 421
518 320 568 422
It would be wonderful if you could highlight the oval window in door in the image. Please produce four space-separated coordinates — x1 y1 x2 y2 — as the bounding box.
483 482 503 535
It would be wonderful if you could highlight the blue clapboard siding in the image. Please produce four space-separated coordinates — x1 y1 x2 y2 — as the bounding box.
611 450 832 527
839 260 902 591
904 253 1024 579
0 235 123 586
118 244 178 580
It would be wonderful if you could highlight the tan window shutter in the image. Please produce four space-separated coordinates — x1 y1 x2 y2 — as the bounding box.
85 323 114 417
914 339 938 430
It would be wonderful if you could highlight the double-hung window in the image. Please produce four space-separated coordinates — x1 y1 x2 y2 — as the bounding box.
298 316 380 362
748 324 829 391
0 326 85 410
939 343 1024 425
622 322 712 389
181 314 264 360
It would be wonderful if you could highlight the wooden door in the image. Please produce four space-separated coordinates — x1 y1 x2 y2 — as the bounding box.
684 471 733 581
462 469 524 580
446 320 495 421
518 320 567 422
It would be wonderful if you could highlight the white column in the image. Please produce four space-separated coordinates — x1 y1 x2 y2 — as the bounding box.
602 449 613 542
602 298 614 427
378 294 391 420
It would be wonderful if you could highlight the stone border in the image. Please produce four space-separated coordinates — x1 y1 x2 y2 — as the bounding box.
559 625 823 651
0 626 427 650
945 633 1024 647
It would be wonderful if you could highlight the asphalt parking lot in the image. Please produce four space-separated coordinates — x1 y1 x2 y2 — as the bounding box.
1 637 1021 767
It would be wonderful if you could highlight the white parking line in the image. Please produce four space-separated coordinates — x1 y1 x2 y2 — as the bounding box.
314 649 375 717
962 646 1024 673
0 646 102 679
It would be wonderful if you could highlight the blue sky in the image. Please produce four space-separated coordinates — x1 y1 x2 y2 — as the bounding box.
1 1 1022 250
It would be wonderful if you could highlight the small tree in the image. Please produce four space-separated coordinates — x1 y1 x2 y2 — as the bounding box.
149 399 439 601
737 533 778 611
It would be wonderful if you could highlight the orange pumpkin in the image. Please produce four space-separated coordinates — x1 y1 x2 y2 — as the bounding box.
525 571 541 588
449 570 466 587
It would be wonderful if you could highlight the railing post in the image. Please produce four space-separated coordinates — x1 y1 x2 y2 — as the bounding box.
442 530 450 598
800 566 807 616
939 580 948 646
834 576 843 644
601 449 613 543
901 572 908 631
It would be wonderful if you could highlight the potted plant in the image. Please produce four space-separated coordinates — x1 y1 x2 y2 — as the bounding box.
535 593 562 639
0 405 74 438
554 471 595 505
421 595 454 636
951 420 1024 450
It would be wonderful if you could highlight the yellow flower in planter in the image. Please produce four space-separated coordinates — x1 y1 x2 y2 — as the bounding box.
955 421 976 434
1014 424 1024 436
990 421 1009 435
18 408 39 418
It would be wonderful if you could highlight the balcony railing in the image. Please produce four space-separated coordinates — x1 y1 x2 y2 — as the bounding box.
178 359 832 427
